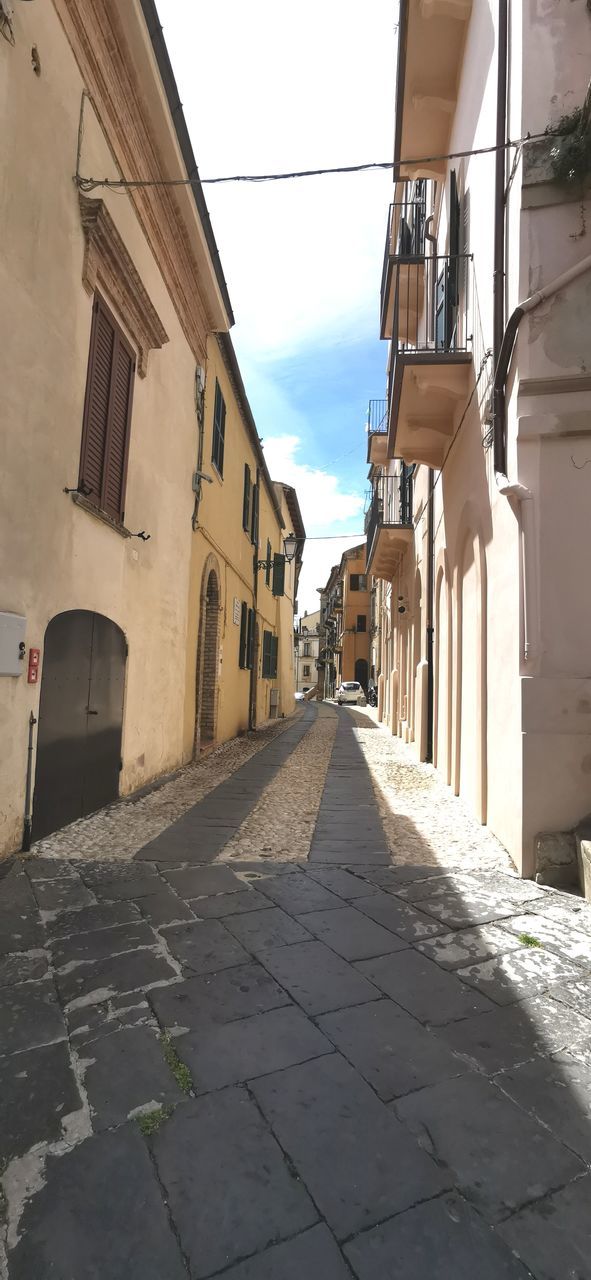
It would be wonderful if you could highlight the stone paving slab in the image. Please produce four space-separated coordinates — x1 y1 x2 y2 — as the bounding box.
42 900 143 940
497 1176 591 1280
357 948 497 1025
251 1052 451 1239
531 897 591 936
258 939 380 1015
416 923 525 969
493 1050 591 1161
550 978 591 1019
81 1025 185 1130
0 977 66 1054
0 950 48 987
148 962 292 1032
132 886 195 926
0 866 45 954
151 1088 317 1278
50 919 157 969
6 1127 188 1280
300 904 408 960
255 870 344 914
500 911 591 962
317 998 467 1100
31 874 96 913
456 948 584 1005
354 890 446 941
222 906 313 955
162 918 250 975
344 1193 534 1279
395 1073 584 1223
0 1041 82 1162
177 1004 332 1092
190 887 273 918
54 948 177 1008
304 865 374 898
435 993 591 1074
219 1224 351 1280
161 863 245 897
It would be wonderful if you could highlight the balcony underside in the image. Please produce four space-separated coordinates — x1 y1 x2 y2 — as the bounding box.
397 0 472 181
367 431 389 465
367 524 414 580
388 352 473 467
382 257 425 342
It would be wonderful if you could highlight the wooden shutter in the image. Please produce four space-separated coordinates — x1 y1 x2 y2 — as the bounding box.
212 380 226 475
239 602 248 668
246 608 255 670
262 630 271 678
270 634 278 679
80 296 135 524
265 540 272 587
272 553 285 597
350 574 359 591
251 481 259 547
242 465 251 532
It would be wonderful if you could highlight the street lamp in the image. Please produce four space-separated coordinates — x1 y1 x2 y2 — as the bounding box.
283 532 298 563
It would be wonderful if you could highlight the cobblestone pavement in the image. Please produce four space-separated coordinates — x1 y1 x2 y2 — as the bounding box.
1 705 591 1277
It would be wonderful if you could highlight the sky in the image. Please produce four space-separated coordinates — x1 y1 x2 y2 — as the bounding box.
156 0 397 613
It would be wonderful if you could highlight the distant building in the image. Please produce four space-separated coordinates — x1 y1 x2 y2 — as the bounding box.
319 546 371 695
295 609 321 694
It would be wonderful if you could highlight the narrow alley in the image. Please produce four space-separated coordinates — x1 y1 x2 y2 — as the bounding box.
1 705 590 1278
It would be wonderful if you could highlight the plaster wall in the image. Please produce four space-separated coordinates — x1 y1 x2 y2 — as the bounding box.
0 2 207 853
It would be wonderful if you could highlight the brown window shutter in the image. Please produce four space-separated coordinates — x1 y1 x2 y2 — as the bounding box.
103 336 134 523
79 299 114 503
79 295 135 524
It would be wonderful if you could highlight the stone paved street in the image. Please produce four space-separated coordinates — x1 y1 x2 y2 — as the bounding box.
1 705 591 1277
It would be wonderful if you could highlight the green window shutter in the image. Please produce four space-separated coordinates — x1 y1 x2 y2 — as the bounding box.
239 602 248 668
262 630 271 678
272 553 285 597
265 539 272 587
246 608 255 670
271 635 278 679
212 380 226 476
242 464 251 532
251 481 259 547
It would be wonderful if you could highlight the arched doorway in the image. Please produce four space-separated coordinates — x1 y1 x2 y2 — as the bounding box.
196 561 220 750
33 610 126 841
355 658 368 691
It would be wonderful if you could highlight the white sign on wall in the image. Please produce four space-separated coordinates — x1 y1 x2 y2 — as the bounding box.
233 597 241 626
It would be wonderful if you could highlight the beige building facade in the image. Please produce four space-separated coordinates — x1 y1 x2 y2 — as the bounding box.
319 547 371 696
0 0 300 856
368 0 591 877
295 609 321 694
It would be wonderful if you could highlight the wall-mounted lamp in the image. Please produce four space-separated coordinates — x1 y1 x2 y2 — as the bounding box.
130 530 151 541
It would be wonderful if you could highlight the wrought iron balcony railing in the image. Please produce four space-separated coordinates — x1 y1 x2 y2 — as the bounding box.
366 471 413 568
392 252 472 356
380 182 428 337
366 399 388 435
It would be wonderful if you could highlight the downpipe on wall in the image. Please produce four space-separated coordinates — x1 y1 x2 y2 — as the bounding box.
22 711 37 853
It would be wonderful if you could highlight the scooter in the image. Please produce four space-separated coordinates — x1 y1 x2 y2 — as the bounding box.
367 685 378 707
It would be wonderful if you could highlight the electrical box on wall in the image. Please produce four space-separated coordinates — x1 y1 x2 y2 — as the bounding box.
0 612 27 676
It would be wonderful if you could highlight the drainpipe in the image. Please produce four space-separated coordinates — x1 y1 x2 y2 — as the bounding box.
425 214 437 344
22 711 37 852
425 469 435 761
493 0 509 475
248 468 260 730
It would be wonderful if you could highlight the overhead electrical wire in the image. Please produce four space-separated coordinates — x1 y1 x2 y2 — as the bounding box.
75 131 549 193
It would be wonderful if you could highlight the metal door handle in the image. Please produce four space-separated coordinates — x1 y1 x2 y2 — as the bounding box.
86 709 99 715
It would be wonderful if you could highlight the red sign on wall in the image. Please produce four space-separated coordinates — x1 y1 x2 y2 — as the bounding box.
27 648 40 684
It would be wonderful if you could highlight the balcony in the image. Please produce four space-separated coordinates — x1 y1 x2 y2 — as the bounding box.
396 0 473 184
366 397 388 465
380 183 427 341
387 253 473 468
366 472 414 580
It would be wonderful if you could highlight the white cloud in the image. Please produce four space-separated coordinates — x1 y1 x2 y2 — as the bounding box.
156 0 396 358
263 435 364 534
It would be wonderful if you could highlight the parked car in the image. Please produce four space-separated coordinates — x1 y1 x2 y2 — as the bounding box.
336 681 365 706
295 691 305 701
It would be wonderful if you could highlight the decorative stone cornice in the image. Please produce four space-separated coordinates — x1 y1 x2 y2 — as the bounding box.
79 195 168 377
53 0 227 365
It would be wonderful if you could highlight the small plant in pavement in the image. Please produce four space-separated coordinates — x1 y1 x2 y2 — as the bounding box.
137 1106 173 1137
160 1032 193 1094
518 931 543 948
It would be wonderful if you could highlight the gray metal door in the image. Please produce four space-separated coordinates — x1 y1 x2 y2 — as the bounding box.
32 611 126 841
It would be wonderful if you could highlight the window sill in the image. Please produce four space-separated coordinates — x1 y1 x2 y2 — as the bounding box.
72 492 131 539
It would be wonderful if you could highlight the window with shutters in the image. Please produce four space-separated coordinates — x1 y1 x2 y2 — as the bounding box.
272 553 285 597
212 380 226 477
246 608 255 670
250 480 259 547
79 294 135 525
303 664 311 678
350 574 367 592
356 615 367 632
262 630 278 679
242 465 251 533
265 540 272 587
238 602 248 668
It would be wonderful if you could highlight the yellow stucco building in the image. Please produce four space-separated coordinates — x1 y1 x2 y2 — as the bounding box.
0 0 302 856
